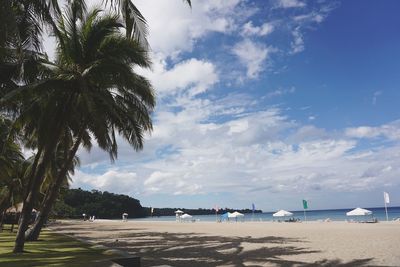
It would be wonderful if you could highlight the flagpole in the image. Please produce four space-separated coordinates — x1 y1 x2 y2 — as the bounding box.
384 201 388 221
302 200 307 222
251 203 255 222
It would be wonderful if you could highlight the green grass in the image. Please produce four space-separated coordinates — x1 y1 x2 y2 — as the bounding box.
0 225 115 266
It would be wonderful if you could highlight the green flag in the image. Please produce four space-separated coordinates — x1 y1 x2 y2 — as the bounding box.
302 199 308 210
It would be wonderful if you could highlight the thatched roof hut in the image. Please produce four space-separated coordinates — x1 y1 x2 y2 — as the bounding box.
6 202 37 213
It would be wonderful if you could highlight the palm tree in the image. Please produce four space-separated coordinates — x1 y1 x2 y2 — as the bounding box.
0 159 31 232
2 0 155 252
1 0 190 253
0 116 27 230
25 129 80 241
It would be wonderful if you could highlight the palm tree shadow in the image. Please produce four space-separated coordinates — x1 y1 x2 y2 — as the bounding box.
98 231 374 267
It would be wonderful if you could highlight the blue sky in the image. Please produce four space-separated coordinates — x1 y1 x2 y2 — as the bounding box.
57 0 400 212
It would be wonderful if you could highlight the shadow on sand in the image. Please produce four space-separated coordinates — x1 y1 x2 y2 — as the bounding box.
67 230 374 267
49 222 375 266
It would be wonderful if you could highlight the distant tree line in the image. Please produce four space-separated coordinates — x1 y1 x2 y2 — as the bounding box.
53 188 147 219
52 188 262 219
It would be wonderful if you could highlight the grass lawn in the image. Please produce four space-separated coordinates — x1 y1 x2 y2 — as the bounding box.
0 225 115 266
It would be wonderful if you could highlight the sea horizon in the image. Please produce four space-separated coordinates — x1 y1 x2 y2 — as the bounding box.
128 206 400 222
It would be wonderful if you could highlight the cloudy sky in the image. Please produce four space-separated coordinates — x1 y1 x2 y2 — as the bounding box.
47 0 400 211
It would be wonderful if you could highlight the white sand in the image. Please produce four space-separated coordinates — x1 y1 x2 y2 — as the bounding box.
50 220 400 266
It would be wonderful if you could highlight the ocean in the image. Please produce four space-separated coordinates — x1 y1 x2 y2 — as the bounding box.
130 206 400 222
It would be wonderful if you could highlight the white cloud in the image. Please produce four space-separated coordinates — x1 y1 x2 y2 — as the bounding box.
73 97 400 208
134 0 245 57
277 0 306 9
290 28 304 54
232 39 275 79
345 120 400 141
288 125 327 143
41 0 337 85
142 171 202 195
144 171 173 186
241 21 274 37
266 86 296 98
287 3 338 55
138 55 218 96
67 1 398 210
72 170 138 195
294 13 326 24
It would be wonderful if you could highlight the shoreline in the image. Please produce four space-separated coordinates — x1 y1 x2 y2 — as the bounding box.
81 218 400 224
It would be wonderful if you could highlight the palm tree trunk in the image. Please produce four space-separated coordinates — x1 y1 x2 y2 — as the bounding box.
13 95 74 253
13 151 51 252
25 132 83 241
13 131 62 252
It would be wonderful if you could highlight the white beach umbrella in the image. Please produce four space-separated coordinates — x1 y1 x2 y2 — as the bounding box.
229 211 245 222
175 210 184 214
346 208 372 216
231 211 244 217
181 213 192 219
273 210 293 217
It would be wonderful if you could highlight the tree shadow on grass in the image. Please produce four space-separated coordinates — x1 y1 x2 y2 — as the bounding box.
91 231 375 267
0 227 115 267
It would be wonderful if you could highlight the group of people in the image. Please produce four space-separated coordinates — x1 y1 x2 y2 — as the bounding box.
82 213 96 222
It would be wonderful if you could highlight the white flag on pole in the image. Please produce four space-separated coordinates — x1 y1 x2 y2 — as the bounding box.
384 192 390 204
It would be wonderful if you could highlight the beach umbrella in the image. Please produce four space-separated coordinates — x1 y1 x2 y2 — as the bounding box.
181 213 192 219
231 211 244 217
122 213 128 216
346 208 372 216
230 211 245 222
227 212 236 218
272 210 293 217
175 210 184 214
181 214 193 221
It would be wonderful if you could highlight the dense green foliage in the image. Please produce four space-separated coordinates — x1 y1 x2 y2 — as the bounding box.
55 188 146 219
52 188 262 219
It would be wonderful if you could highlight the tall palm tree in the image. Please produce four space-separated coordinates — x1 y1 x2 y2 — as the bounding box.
2 0 190 253
2 0 155 252
25 129 80 241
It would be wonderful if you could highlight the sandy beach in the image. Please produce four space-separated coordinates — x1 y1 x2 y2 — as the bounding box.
49 220 400 266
